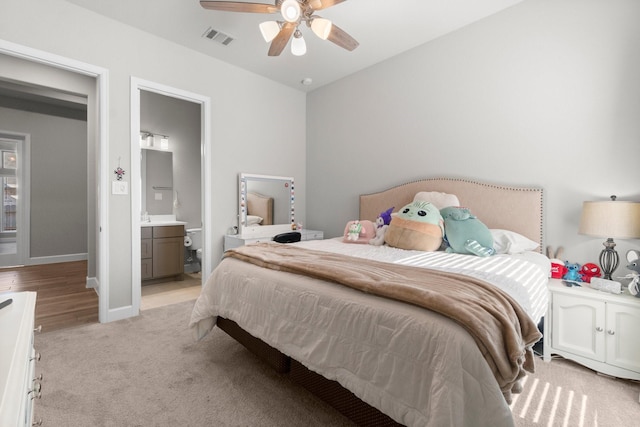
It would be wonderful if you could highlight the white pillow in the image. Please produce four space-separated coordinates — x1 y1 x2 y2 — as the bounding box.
246 215 263 226
413 191 460 210
491 229 539 254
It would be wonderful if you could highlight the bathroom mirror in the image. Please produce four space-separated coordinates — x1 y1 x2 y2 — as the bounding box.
141 149 173 215
238 173 294 236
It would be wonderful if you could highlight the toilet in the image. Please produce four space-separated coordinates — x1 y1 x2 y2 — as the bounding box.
185 228 202 271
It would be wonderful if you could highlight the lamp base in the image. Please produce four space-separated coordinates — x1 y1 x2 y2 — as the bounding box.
599 238 619 280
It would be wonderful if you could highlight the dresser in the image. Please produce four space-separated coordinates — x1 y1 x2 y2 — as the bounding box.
543 278 640 380
224 229 324 251
0 291 41 427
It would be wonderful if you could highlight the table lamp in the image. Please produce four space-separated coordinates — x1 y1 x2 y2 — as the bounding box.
578 196 640 279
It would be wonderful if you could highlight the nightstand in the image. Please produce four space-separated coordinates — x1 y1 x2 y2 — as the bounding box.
224 229 324 251
543 278 640 380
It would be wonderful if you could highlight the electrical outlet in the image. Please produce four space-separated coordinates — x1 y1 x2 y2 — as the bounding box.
112 181 128 195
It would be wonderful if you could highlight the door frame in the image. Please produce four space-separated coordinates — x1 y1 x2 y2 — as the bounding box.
0 39 111 323
130 77 212 315
0 132 29 267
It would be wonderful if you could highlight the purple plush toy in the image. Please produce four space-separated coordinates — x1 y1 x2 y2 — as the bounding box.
369 207 394 246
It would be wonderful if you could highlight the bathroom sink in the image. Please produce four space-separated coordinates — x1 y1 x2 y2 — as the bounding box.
141 214 187 227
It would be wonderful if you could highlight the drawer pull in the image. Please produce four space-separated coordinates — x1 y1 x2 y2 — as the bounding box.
32 419 43 426
34 325 42 334
607 330 615 335
33 373 44 382
29 382 42 394
30 391 42 400
30 352 41 362
595 327 603 332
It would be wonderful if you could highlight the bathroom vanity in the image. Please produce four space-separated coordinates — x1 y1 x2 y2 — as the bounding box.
141 221 185 282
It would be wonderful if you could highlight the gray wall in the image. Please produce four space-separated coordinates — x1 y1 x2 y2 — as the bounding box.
1 0 306 310
307 0 640 271
0 105 87 259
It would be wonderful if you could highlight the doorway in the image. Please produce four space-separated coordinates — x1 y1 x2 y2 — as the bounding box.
0 133 27 267
130 78 212 314
0 40 109 322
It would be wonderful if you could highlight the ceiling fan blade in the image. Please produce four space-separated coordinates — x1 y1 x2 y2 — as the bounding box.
199 1 278 14
308 0 347 11
268 22 296 56
326 23 359 51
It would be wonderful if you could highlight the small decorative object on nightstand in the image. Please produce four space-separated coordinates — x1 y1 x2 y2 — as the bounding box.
224 229 323 251
578 196 640 279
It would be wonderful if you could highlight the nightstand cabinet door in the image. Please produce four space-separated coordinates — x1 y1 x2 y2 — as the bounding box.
606 302 640 373
552 293 605 362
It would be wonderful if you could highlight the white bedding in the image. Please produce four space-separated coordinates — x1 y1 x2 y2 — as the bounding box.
296 238 550 324
190 241 550 427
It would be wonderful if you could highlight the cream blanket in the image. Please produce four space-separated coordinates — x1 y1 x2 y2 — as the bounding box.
224 242 541 401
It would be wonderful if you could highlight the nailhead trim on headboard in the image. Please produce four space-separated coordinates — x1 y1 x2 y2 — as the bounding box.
360 177 544 253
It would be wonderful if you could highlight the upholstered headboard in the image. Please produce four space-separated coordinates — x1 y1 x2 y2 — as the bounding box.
360 178 544 252
247 192 274 225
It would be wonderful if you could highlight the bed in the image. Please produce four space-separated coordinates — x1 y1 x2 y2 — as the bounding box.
190 178 549 427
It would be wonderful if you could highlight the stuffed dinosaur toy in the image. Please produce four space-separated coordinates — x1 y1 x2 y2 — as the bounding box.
440 206 494 257
369 207 394 246
384 201 444 251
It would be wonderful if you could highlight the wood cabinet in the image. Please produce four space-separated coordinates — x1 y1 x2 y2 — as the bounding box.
141 225 184 282
0 291 41 427
543 278 640 380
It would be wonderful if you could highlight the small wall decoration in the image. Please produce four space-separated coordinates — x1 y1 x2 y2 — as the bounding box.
114 158 125 181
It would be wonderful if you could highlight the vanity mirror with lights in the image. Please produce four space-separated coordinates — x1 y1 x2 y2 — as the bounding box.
223 173 323 251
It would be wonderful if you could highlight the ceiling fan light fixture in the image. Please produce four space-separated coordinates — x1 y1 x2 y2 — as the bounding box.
311 17 332 40
259 21 280 42
291 29 306 56
280 0 301 23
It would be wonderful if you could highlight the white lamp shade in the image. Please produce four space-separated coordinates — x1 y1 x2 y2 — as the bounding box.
259 21 280 42
311 18 332 40
291 34 306 56
579 200 640 239
280 0 301 23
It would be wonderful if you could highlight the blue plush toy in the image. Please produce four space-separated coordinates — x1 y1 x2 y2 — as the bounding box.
562 262 582 282
440 206 494 257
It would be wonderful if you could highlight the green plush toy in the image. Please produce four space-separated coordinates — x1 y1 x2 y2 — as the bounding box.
440 206 494 257
384 201 444 252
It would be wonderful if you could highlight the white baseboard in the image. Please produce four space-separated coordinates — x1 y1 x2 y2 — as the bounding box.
106 305 137 323
28 253 88 265
86 276 99 290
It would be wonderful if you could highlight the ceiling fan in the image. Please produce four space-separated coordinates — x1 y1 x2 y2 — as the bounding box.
200 0 359 56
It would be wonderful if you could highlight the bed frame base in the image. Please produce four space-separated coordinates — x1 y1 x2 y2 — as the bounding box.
217 317 402 426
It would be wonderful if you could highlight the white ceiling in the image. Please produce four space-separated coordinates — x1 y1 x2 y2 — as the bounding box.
65 0 523 92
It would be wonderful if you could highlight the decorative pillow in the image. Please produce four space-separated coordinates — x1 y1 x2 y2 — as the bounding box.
343 220 376 244
384 201 443 251
413 191 460 210
491 229 539 254
440 206 494 257
246 215 263 226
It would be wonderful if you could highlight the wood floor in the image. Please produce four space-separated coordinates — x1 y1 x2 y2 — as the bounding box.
0 260 202 332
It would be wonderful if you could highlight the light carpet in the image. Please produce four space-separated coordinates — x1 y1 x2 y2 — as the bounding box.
33 300 640 426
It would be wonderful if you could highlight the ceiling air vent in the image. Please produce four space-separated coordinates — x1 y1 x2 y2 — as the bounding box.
202 27 234 46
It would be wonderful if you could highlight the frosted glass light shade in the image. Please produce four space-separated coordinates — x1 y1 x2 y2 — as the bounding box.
291 33 306 56
259 21 280 42
311 18 332 40
280 0 301 23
